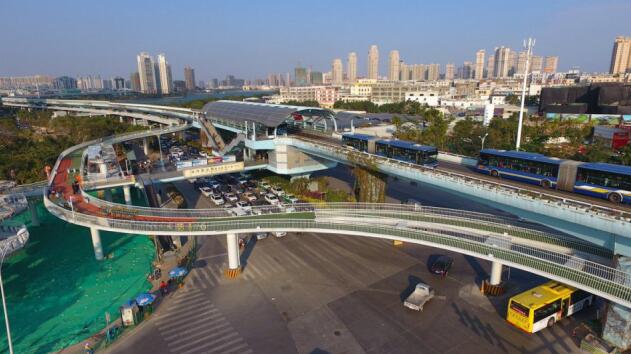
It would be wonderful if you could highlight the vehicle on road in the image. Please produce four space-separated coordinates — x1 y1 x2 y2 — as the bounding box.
255 232 268 240
403 282 435 311
271 186 285 196
506 281 594 333
273 231 287 238
265 193 280 205
243 192 257 202
430 256 453 277
199 186 213 197
210 194 225 205
224 193 238 202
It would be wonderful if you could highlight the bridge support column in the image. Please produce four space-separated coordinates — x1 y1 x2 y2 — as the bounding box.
90 227 104 261
489 261 502 285
123 186 132 205
224 233 241 278
119 116 124 123
602 256 631 350
28 202 40 227
143 137 149 155
104 189 112 202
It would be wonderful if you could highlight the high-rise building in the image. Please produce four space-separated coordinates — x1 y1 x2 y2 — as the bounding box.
516 51 529 75
137 52 157 94
445 64 455 80
507 51 517 76
475 50 485 80
294 67 308 86
368 45 379 80
493 46 511 78
310 71 323 85
388 50 400 80
347 52 357 82
112 77 125 90
427 64 440 81
531 56 544 74
399 62 410 81
53 76 78 90
156 54 173 94
332 58 343 85
184 66 196 91
544 56 559 74
610 36 631 74
130 72 141 92
462 61 474 79
486 55 495 78
412 64 426 81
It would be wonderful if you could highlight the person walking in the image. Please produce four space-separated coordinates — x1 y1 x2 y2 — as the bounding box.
84 342 94 354
160 280 168 296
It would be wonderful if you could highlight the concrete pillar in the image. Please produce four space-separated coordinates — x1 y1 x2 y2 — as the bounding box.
104 189 112 202
602 256 631 350
90 227 104 261
143 137 149 155
119 116 124 123
123 186 132 205
489 261 502 285
227 233 240 270
28 202 40 227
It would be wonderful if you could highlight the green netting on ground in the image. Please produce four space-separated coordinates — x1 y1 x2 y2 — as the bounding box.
0 189 154 354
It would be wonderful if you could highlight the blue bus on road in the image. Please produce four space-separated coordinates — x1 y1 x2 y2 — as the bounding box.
476 149 631 204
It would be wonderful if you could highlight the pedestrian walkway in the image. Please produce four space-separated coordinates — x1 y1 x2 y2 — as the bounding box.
154 289 252 354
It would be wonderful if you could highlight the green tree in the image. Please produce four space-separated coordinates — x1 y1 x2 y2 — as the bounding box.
450 118 486 155
419 109 449 149
391 115 402 128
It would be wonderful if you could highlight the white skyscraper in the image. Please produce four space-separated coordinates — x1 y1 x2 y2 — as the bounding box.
475 50 485 80
332 58 343 85
136 52 157 94
347 52 357 82
445 64 455 80
388 50 400 81
493 46 511 78
610 36 631 74
368 45 379 80
156 54 173 95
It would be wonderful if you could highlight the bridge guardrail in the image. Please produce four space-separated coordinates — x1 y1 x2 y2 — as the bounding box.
43 196 631 307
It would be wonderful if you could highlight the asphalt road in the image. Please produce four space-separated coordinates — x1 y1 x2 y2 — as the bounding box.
105 231 593 354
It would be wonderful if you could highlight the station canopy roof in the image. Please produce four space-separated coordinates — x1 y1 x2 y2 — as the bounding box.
202 100 332 128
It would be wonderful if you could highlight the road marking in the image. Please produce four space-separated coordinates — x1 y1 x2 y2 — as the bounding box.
169 290 208 305
164 319 231 343
157 307 216 325
178 331 239 354
194 335 246 354
160 309 223 334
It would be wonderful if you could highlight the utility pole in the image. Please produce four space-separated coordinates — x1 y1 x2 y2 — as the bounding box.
516 37 535 151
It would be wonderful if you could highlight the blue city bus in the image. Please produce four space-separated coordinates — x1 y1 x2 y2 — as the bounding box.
477 149 631 204
376 140 438 167
574 163 631 204
476 149 563 188
341 133 378 152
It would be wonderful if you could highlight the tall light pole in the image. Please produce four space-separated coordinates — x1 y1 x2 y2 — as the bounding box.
479 133 489 151
516 37 535 151
0 245 14 354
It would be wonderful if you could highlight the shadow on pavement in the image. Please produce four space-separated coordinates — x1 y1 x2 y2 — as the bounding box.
240 235 257 271
464 255 488 285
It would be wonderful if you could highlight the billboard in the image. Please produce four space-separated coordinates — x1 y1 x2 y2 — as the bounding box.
623 115 631 123
590 114 621 125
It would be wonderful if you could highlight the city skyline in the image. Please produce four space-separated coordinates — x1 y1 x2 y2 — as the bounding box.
1 0 630 80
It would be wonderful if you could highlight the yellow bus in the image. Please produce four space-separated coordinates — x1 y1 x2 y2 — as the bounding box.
506 281 594 333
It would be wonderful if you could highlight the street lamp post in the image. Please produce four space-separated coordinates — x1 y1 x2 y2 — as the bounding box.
516 37 535 151
479 133 489 151
0 246 14 354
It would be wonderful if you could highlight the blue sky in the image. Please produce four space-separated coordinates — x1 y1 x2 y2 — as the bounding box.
1 0 630 80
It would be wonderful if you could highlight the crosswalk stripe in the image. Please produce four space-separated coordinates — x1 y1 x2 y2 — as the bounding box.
162 314 229 341
170 290 207 305
256 255 282 275
177 330 239 354
246 263 265 278
220 342 251 354
198 266 216 287
161 317 230 342
157 305 215 323
282 248 309 267
166 324 234 350
160 310 223 335
207 264 223 285
202 336 247 354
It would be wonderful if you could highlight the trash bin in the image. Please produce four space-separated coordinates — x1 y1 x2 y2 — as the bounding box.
120 300 139 327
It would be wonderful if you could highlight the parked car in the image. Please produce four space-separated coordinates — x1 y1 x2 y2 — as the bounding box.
255 232 268 240
259 181 272 191
430 256 454 277
236 201 252 212
265 193 280 205
199 186 213 197
273 231 287 238
243 192 257 202
224 193 238 202
271 186 285 197
403 282 435 311
283 194 299 203
210 194 225 206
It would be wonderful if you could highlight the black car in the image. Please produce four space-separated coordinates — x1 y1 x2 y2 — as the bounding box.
430 256 453 277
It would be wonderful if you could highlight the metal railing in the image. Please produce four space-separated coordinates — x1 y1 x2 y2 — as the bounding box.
43 197 631 307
